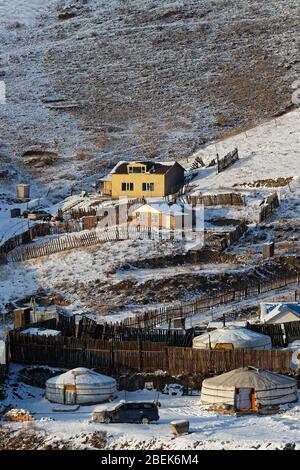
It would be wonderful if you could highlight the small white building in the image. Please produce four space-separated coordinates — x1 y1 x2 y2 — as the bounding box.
193 326 272 350
260 302 300 324
46 367 117 405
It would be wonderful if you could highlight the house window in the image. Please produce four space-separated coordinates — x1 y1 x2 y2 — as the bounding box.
142 182 154 191
138 214 145 222
128 166 145 173
151 214 158 224
121 182 134 191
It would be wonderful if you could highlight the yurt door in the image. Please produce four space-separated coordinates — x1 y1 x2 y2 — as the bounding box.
64 385 76 405
235 388 252 410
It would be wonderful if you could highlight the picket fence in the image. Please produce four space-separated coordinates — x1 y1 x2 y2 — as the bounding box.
113 272 300 328
6 226 166 263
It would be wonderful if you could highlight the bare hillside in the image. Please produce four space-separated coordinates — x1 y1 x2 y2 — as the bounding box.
0 0 299 197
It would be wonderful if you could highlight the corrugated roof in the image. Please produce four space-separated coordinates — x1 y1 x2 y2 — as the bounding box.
262 302 300 322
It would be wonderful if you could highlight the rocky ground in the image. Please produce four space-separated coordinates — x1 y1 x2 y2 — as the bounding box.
0 0 299 197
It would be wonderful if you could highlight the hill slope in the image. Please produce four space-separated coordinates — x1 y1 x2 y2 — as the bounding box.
0 0 299 197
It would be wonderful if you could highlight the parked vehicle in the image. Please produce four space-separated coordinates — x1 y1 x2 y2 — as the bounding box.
92 401 160 424
23 210 52 221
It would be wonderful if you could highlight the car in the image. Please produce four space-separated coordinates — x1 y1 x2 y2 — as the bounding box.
92 401 160 424
24 210 52 221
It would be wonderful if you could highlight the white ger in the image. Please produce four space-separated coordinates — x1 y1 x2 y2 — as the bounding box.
46 367 117 405
192 326 272 350
201 367 298 410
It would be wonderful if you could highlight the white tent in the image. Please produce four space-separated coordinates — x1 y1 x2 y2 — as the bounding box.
193 326 272 350
46 367 117 405
201 367 297 410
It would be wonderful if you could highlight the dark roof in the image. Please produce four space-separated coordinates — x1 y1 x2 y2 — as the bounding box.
113 161 183 175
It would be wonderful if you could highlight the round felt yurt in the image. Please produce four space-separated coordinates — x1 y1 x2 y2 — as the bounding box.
46 367 117 405
201 367 298 410
193 326 272 350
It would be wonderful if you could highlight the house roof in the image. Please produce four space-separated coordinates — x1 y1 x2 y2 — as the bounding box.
202 367 297 390
132 201 190 216
111 161 184 175
193 326 272 350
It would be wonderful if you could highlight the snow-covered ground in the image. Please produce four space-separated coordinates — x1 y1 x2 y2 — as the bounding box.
2 364 300 450
0 238 182 313
0 1 50 26
182 107 300 190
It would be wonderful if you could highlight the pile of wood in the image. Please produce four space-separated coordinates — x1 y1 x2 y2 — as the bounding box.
5 409 35 422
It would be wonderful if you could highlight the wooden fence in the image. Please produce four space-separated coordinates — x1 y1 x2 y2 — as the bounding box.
0 223 50 262
217 148 239 174
247 323 286 347
34 315 300 351
258 193 280 223
6 226 164 263
112 272 300 328
8 331 295 375
185 193 245 207
70 315 193 346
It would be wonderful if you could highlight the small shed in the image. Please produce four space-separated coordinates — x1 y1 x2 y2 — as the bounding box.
46 367 117 405
201 367 297 410
131 201 190 230
260 302 300 324
17 184 30 201
192 326 272 350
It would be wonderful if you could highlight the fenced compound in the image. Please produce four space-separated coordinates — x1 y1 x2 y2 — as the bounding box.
6 226 167 263
188 155 205 171
75 315 193 346
217 148 239 174
258 193 280 223
247 323 286 347
68 208 97 219
8 331 295 375
110 272 300 329
49 220 83 234
0 222 50 262
185 193 245 207
29 314 300 351
284 321 300 344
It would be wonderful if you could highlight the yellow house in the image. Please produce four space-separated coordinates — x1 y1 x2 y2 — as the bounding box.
98 161 185 198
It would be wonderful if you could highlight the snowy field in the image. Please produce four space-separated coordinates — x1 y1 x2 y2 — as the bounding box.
0 238 181 312
0 0 49 26
182 107 300 190
1 364 300 450
1 107 300 317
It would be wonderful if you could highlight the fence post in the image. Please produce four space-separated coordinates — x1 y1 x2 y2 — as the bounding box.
138 338 142 371
164 347 169 373
110 342 115 373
